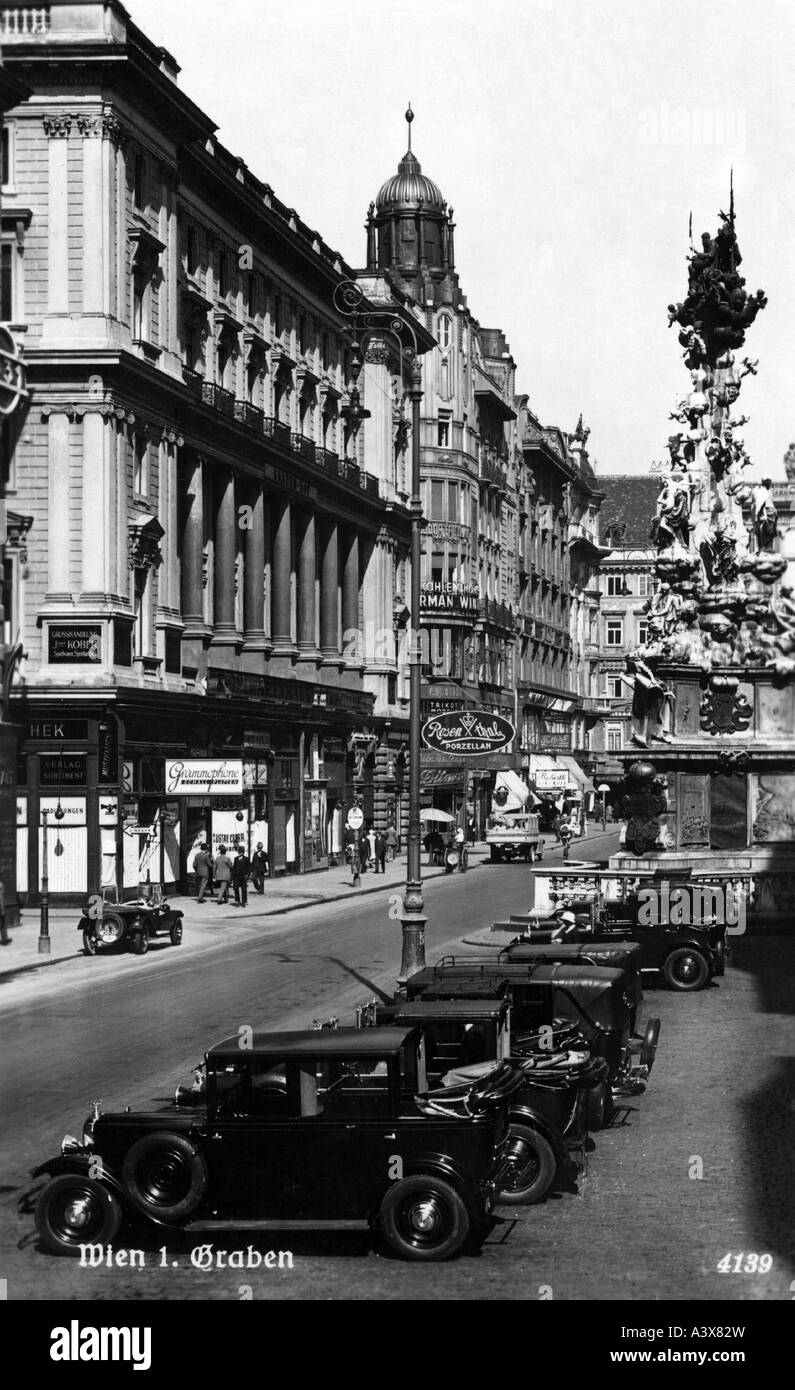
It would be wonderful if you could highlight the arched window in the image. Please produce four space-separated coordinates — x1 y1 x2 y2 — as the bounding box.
438 314 452 349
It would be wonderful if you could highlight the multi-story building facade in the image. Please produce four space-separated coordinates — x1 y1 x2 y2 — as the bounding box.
363 117 519 829
513 405 607 808
589 474 659 782
0 0 430 900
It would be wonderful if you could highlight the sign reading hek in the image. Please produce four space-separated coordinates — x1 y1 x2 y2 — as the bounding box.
421 709 515 757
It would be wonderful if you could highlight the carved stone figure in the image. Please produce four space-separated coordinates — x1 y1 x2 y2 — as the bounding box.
624 655 673 746
751 478 778 551
651 467 691 551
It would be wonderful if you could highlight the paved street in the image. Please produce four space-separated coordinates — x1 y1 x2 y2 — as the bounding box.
2 836 792 1302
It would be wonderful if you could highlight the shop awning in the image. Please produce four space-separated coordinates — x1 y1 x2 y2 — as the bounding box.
493 769 538 812
558 756 596 795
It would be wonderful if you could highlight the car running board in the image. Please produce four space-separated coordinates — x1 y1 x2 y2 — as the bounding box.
183 1218 370 1232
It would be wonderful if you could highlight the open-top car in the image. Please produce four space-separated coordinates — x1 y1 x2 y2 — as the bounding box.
362 996 610 1203
497 887 727 991
24 1028 525 1263
403 958 659 1097
78 888 183 957
498 940 645 1030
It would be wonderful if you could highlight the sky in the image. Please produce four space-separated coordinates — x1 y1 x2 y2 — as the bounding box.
126 0 795 479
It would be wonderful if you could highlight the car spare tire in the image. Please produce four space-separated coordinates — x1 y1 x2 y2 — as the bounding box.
122 1132 208 1220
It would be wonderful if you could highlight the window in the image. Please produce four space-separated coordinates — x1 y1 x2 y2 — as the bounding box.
218 248 228 299
430 480 444 520
133 570 147 656
273 293 283 337
133 436 148 496
638 621 649 646
132 269 147 341
606 619 623 647
438 314 452 349
1 125 12 189
186 226 198 276
133 152 146 210
606 724 622 752
437 417 450 447
321 332 329 367
298 314 306 353
0 242 13 321
637 573 650 597
447 481 458 522
606 675 623 699
606 574 624 596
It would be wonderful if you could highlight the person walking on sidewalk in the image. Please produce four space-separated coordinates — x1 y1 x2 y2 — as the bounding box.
232 848 251 906
251 843 268 894
213 846 233 903
374 830 387 874
192 843 213 902
385 822 397 862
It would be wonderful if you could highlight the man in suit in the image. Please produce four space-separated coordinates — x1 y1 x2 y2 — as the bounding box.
213 846 233 904
192 843 213 902
232 848 251 906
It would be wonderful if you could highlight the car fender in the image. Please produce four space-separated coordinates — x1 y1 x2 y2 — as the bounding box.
375 1152 485 1225
29 1153 129 1209
508 1104 571 1171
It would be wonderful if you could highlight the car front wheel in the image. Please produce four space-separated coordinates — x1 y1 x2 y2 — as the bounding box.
131 926 149 956
82 927 99 956
663 946 709 991
379 1175 470 1261
497 1123 557 1205
35 1174 121 1256
170 920 183 946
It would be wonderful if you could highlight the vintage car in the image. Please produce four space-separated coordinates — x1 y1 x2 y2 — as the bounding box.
486 812 544 864
25 1028 525 1263
501 891 727 991
403 959 659 1097
78 891 184 957
499 940 645 1031
363 996 610 1203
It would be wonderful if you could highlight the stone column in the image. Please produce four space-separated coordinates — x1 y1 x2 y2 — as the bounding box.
78 115 107 317
243 483 267 654
271 497 294 656
44 114 70 321
342 528 361 666
181 455 206 635
81 410 110 600
320 520 340 663
212 470 237 644
296 509 317 660
46 411 71 603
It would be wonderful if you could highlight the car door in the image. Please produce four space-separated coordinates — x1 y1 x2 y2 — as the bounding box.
204 1059 301 1218
291 1056 397 1221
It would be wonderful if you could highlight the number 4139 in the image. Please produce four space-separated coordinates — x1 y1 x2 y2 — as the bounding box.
717 1253 772 1274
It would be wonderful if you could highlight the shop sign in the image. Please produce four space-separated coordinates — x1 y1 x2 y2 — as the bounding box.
98 798 119 827
26 720 89 741
420 768 463 788
48 624 102 664
534 768 569 791
422 709 515 756
243 760 268 789
38 797 86 823
164 759 244 796
39 754 86 787
419 581 479 617
122 761 135 793
244 729 271 751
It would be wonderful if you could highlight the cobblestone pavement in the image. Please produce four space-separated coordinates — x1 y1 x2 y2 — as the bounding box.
2 867 791 1300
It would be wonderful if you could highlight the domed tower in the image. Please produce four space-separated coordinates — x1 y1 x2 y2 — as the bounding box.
365 106 457 301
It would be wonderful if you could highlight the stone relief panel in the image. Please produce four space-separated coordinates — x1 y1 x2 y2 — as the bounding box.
678 773 710 845
755 683 795 741
752 773 795 843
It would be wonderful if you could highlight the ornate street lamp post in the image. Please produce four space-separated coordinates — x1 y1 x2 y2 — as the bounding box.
333 281 427 979
38 808 50 954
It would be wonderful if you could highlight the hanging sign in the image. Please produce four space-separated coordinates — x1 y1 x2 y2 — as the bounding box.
421 709 515 756
164 759 244 796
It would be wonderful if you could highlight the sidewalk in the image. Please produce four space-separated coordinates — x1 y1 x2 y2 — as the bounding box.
0 846 490 982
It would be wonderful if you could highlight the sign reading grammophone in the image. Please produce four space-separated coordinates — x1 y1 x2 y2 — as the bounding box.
346 807 364 830
421 710 515 756
165 759 244 796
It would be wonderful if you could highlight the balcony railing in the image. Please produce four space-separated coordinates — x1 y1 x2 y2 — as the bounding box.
480 599 515 630
234 401 264 431
361 472 379 499
291 433 316 464
1 8 49 37
182 366 203 399
202 382 235 417
315 448 338 473
263 417 292 451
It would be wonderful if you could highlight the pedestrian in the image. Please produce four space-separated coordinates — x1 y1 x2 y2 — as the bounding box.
251 842 268 893
385 821 397 862
374 829 387 874
231 847 251 906
358 829 369 874
192 842 213 902
366 824 377 867
213 845 233 903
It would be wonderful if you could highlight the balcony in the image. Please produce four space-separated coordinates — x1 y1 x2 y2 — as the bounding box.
315 448 338 473
263 417 292 451
478 455 509 493
234 401 264 432
479 599 515 630
1 9 50 37
360 472 379 499
202 383 235 417
182 366 203 399
291 432 317 464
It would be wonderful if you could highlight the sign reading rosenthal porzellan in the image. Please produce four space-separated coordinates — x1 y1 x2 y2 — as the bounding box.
48 624 102 664
421 709 515 756
164 759 244 796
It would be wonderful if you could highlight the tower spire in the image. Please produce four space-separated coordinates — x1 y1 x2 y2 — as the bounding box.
405 102 413 152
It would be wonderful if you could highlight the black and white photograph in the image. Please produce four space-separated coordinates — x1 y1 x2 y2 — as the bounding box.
0 0 792 1357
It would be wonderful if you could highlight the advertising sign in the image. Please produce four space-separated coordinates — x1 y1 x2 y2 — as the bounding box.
164 759 244 796
534 768 569 791
421 709 515 756
346 807 364 830
48 625 102 663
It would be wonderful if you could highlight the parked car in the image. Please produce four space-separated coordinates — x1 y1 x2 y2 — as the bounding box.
24 1027 525 1263
362 996 610 1203
78 893 183 957
403 958 659 1095
499 940 645 1031
503 893 727 991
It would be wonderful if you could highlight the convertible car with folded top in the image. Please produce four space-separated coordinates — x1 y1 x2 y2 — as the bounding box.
360 995 610 1204
23 1027 525 1263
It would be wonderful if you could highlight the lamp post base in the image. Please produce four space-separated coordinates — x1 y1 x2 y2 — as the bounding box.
397 912 427 985
38 934 51 955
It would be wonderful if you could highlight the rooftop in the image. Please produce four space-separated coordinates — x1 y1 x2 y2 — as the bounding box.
598 474 661 548
206 1028 415 1059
